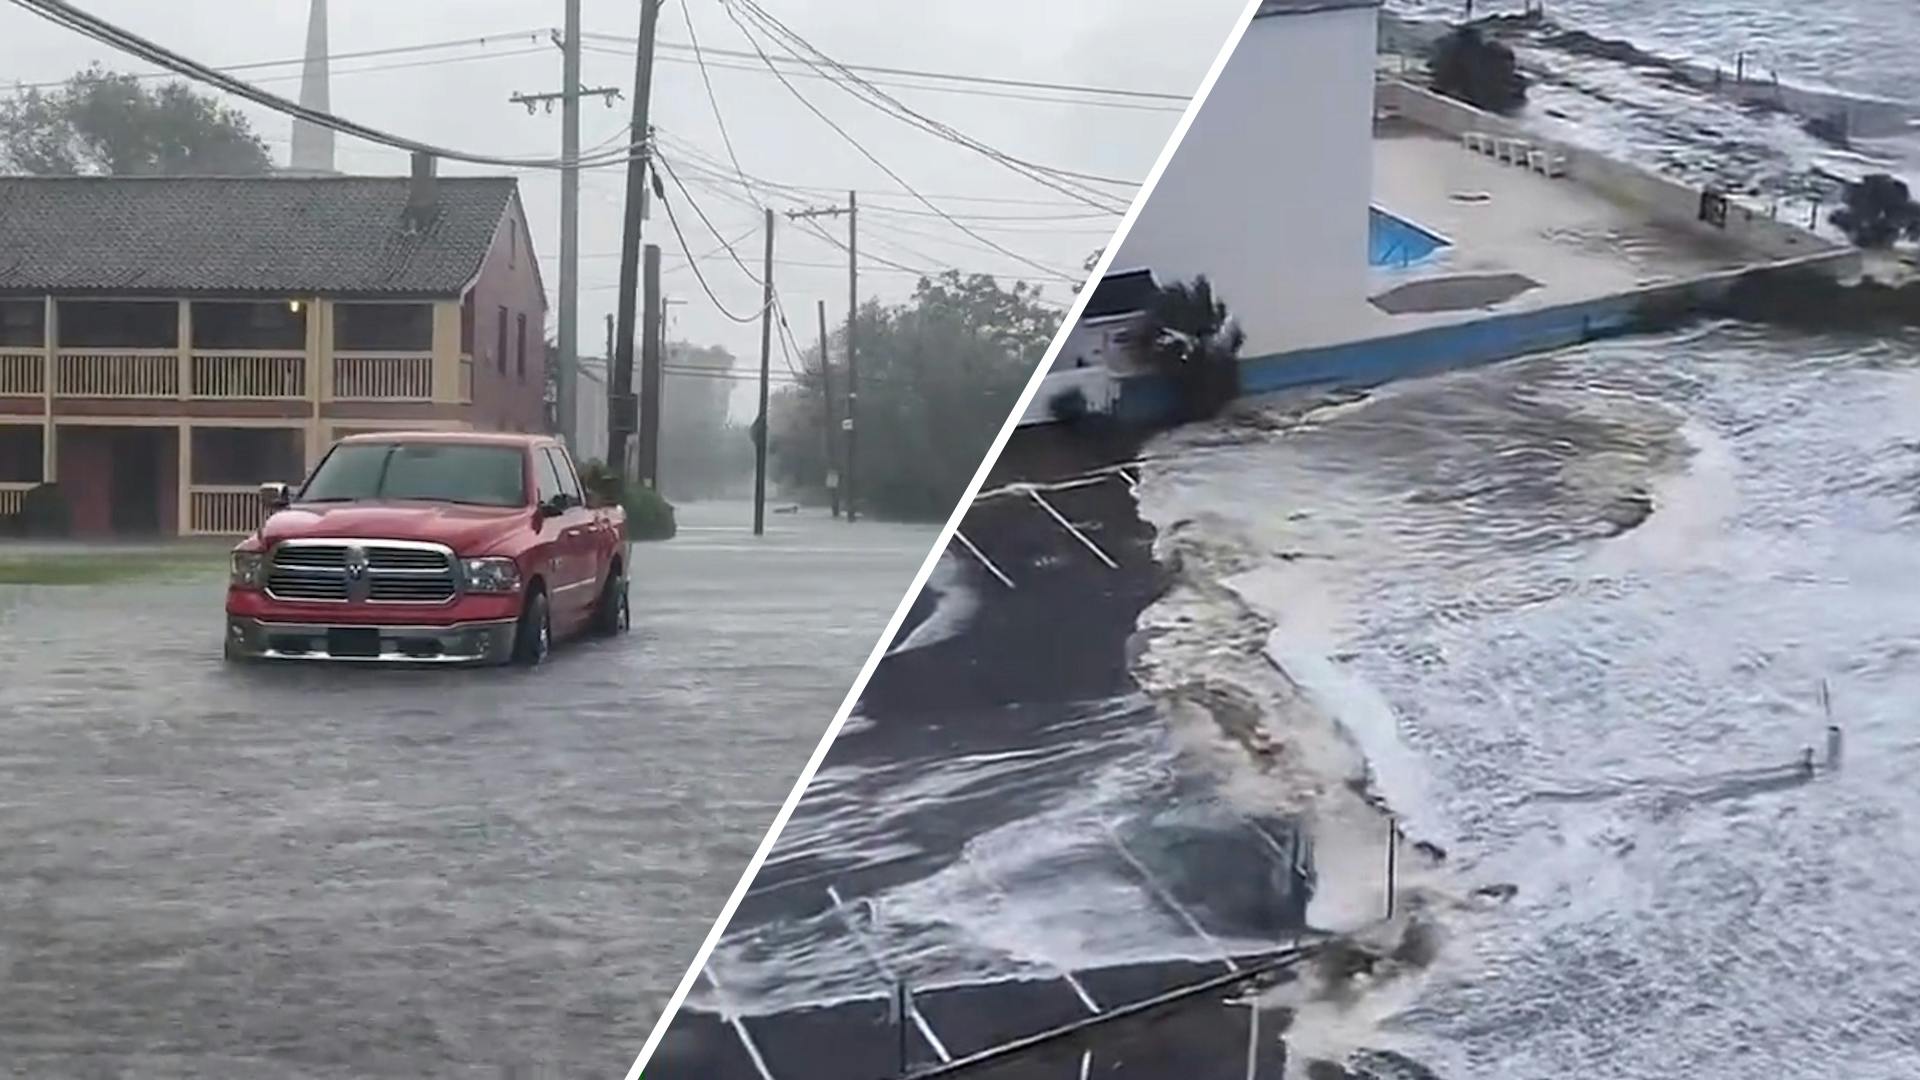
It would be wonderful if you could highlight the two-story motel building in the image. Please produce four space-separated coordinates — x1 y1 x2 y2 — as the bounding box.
0 158 548 537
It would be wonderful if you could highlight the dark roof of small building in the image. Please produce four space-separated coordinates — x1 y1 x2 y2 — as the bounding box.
0 175 520 298
1256 0 1381 16
1083 268 1159 320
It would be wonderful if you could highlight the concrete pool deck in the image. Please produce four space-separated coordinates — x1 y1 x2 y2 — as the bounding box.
1108 80 1859 419
1361 123 1755 333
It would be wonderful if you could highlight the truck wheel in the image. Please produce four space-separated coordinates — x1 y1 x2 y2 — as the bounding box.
592 571 629 636
513 588 552 667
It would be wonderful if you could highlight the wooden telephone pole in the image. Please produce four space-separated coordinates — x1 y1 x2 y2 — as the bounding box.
752 208 775 536
817 299 839 518
608 0 663 481
505 0 619 453
785 192 858 520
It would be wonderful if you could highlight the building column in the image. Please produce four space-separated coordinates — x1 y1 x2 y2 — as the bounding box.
177 300 193 402
306 298 328 469
177 421 193 537
431 299 462 406
41 296 54 482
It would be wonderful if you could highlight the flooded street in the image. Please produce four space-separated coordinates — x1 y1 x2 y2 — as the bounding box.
1138 324 1920 1078
0 503 933 1078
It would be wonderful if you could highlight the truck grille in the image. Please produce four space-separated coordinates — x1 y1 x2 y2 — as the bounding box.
265 541 458 605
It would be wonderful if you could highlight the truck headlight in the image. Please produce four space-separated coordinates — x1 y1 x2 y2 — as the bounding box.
230 551 266 588
462 557 522 594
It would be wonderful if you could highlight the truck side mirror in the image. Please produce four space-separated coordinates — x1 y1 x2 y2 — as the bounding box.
259 482 292 510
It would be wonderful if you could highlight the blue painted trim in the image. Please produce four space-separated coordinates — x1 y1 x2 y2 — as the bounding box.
1113 292 1646 424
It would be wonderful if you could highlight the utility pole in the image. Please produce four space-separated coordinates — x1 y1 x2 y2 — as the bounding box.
786 192 858 521
507 1 619 451
753 208 775 537
846 190 858 524
817 299 840 518
608 0 663 482
638 243 663 488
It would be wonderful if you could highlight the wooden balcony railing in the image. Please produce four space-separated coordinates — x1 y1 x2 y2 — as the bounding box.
0 481 32 519
0 350 44 396
188 485 264 535
55 349 178 398
191 351 306 399
333 352 433 401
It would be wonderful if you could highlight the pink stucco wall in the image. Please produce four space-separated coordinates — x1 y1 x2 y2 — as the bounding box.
464 197 550 434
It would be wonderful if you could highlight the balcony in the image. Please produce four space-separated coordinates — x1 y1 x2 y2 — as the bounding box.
191 351 306 399
55 349 178 398
333 352 434 401
188 484 265 535
0 350 43 396
0 481 30 519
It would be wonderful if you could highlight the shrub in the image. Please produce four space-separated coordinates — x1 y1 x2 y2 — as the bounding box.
1430 27 1528 114
623 485 677 541
17 483 70 538
1144 275 1245 423
1831 173 1920 249
574 458 676 541
1048 385 1090 425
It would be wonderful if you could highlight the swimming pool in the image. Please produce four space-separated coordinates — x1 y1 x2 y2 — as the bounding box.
1369 205 1449 268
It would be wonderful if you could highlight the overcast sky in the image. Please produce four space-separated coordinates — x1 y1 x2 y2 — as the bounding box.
2 0 1248 394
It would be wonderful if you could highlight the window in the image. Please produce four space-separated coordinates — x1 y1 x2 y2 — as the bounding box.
508 220 518 269
56 300 177 348
192 301 306 350
515 313 527 381
302 442 528 508
190 428 303 485
333 303 432 351
534 446 565 507
544 447 583 505
495 306 508 374
0 426 42 483
0 300 44 348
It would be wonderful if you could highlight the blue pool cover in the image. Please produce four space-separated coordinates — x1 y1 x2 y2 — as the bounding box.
1369 206 1449 268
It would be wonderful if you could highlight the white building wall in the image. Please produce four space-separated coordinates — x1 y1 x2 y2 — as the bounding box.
571 362 610 466
1114 2 1378 359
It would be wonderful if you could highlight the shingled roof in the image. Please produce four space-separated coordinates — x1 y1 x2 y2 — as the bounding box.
0 175 520 298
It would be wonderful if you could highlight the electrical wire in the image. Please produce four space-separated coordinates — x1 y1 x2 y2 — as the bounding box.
6 0 645 170
718 4 1077 283
654 151 763 285
579 42 1183 115
11 26 551 90
730 0 1138 202
678 1 760 208
581 30 1186 104
652 163 773 324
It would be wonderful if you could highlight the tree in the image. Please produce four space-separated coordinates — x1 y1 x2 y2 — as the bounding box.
1144 275 1245 422
768 271 1060 520
1831 173 1920 249
1430 27 1528 115
0 65 273 176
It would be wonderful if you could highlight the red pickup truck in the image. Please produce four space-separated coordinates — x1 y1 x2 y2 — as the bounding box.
224 431 629 666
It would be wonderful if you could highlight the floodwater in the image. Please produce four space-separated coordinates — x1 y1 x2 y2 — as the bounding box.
1137 324 1920 1078
0 502 933 1078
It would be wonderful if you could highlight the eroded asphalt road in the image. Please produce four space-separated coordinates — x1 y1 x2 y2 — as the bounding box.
0 503 934 1079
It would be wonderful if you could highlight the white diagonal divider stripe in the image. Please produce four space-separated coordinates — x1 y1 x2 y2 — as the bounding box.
620 3 1274 1073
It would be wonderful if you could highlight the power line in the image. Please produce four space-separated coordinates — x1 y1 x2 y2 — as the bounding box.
10 26 550 90
730 1 1137 203
6 0 644 170
651 158 773 324
718 5 1076 283
580 41 1184 115
654 151 763 285
678 2 759 208
581 32 1187 104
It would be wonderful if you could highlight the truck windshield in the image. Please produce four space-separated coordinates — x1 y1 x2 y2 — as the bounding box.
299 443 527 508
